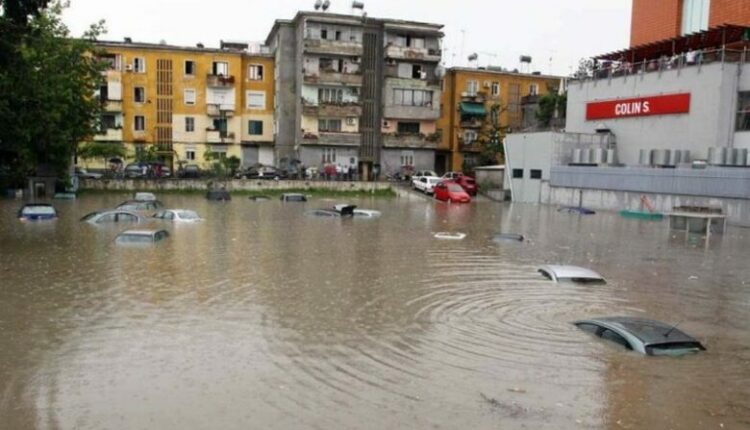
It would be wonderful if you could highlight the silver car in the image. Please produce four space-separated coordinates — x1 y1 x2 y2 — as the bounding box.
81 210 142 224
115 229 169 245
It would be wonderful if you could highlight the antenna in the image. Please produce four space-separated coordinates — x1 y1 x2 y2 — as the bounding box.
664 319 685 338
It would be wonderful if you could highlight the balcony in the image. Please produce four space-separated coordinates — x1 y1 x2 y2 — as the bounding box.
384 104 440 121
93 128 123 142
207 130 236 144
301 132 361 147
206 74 235 88
382 133 440 149
460 141 483 153
207 104 235 117
303 38 362 56
302 103 362 117
102 99 122 112
461 92 487 103
385 45 441 62
460 118 484 129
303 71 362 86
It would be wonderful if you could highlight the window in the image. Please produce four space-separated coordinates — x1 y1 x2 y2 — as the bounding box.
600 329 632 350
467 80 478 96
246 91 266 109
185 117 195 132
134 115 145 131
319 119 342 132
185 151 196 161
736 92 750 132
463 130 478 143
322 147 336 163
530 169 542 179
399 35 425 48
248 120 263 135
100 114 116 130
321 28 328 40
134 87 145 103
133 57 145 73
184 89 196 105
393 89 433 107
213 118 228 134
212 61 229 76
682 0 710 35
248 65 264 80
335 30 342 41
512 168 523 179
319 88 343 104
397 122 420 134
491 82 500 97
529 84 539 96
412 64 424 79
400 151 414 167
184 60 195 76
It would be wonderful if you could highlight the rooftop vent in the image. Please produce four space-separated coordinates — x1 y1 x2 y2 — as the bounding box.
123 37 132 43
196 43 204 48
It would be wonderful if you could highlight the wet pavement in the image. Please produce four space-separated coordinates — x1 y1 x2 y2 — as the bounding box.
1 193 749 429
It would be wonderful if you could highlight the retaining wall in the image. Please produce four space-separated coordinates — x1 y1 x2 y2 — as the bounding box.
80 179 393 193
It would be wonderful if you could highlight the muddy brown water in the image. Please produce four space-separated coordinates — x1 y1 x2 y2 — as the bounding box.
1 194 748 429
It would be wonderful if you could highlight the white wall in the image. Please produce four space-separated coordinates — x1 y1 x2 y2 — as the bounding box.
504 132 556 203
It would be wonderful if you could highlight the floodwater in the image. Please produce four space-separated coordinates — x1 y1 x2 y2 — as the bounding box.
1 193 749 429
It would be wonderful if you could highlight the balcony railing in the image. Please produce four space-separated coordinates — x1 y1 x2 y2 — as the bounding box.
102 99 122 112
93 128 123 142
302 103 362 117
206 74 235 87
302 38 363 56
207 103 235 117
301 132 361 146
207 130 236 143
303 71 363 86
460 141 482 153
385 45 441 62
460 118 484 129
382 133 440 149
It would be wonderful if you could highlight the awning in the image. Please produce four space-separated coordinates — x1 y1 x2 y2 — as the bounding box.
459 102 486 117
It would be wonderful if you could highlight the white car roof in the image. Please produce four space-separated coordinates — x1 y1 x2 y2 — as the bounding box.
539 265 605 282
120 230 159 236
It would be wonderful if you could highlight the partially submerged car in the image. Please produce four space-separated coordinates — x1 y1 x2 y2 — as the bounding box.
152 209 202 222
115 229 169 245
18 204 58 221
81 210 142 224
206 190 231 201
493 233 525 242
117 200 163 211
134 192 157 201
434 232 466 240
538 265 606 284
306 204 381 218
574 316 706 356
280 193 307 202
558 206 596 215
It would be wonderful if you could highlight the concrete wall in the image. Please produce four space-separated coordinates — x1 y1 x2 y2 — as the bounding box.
299 146 359 169
81 178 391 193
380 149 435 175
567 62 743 165
272 23 298 165
504 132 556 203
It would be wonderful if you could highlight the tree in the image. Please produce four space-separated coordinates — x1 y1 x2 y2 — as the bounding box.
535 92 567 128
77 142 127 170
0 1 106 188
477 104 507 167
204 151 240 178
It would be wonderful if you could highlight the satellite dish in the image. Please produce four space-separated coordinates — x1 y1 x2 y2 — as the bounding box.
314 0 322 10
322 0 330 11
467 53 478 62
434 65 446 79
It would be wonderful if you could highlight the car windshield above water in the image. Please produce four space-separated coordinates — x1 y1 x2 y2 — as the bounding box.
20 204 57 217
538 265 606 284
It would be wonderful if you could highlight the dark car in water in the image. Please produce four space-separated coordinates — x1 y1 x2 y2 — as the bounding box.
574 316 706 356
18 203 58 221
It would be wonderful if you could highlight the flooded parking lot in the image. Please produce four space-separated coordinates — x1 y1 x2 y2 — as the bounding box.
1 193 749 429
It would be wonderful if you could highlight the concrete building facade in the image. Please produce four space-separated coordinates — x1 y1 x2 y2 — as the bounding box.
266 12 443 179
631 0 750 46
87 40 274 171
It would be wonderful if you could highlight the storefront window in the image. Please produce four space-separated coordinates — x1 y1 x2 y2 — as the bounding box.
737 92 750 132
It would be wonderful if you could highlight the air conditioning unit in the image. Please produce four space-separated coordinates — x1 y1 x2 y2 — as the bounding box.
125 64 133 72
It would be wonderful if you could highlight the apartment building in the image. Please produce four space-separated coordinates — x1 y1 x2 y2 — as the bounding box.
266 12 443 180
90 39 274 170
436 67 563 173
631 0 750 46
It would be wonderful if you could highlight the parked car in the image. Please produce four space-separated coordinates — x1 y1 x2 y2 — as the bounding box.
441 172 464 181
153 209 203 222
117 200 164 211
81 210 142 224
179 164 201 179
75 167 102 179
433 181 471 203
574 316 706 356
124 163 146 178
538 265 606 284
236 165 286 180
115 229 169 245
413 170 438 180
412 176 442 194
18 203 58 221
455 175 479 196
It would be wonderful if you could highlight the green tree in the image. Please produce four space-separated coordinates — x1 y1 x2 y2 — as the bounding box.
77 142 127 170
0 1 106 188
536 92 567 128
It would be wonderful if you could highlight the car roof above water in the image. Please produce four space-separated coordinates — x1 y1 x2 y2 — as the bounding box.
539 265 606 283
578 316 699 346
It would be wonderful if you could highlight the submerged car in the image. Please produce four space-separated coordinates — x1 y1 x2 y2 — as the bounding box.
18 204 58 221
493 233 525 242
412 176 442 194
574 317 706 356
206 190 231 201
81 210 142 224
152 209 202 222
134 192 157 201
538 265 606 284
117 200 164 211
558 206 596 215
306 204 381 218
115 229 169 245
434 181 471 203
280 193 307 202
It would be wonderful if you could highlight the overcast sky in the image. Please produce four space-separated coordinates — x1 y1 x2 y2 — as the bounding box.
62 0 632 76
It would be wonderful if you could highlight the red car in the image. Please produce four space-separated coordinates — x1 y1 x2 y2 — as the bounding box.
455 175 479 196
434 181 471 203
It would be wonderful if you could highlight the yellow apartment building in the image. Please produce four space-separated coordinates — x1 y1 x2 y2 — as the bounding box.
85 39 274 171
436 67 564 173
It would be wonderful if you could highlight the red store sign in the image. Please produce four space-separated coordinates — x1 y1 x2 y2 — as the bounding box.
586 93 691 120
